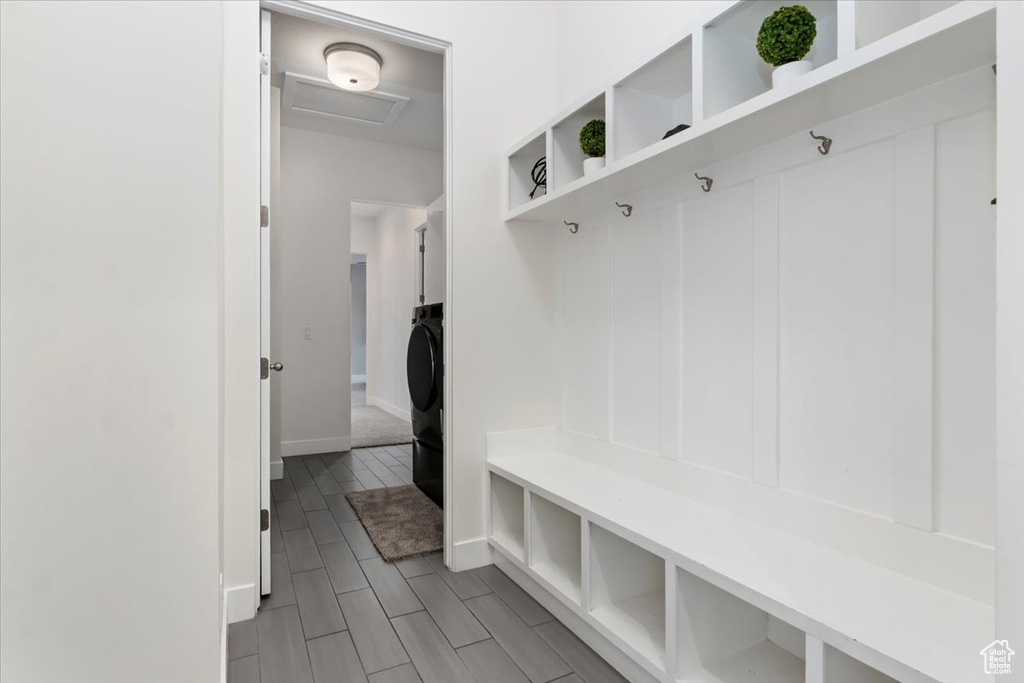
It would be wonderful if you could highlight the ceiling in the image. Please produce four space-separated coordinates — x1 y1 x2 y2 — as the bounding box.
350 201 389 220
271 12 443 151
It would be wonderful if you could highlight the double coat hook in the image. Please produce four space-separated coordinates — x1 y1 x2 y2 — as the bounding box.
810 130 832 155
615 202 633 217
695 173 713 192
564 220 579 234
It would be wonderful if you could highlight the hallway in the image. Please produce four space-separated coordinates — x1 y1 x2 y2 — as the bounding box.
228 451 625 683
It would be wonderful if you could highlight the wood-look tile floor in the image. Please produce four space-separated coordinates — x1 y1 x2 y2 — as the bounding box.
228 449 626 683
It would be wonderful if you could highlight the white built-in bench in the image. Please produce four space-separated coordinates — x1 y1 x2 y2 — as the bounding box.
486 445 993 683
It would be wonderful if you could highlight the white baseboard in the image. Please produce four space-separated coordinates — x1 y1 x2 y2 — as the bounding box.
226 582 257 624
270 459 284 480
493 555 657 683
452 536 491 572
351 374 366 383
368 397 411 423
282 436 351 457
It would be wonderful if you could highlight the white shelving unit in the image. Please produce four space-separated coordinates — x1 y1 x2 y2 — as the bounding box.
489 472 524 561
486 451 993 683
529 494 582 605
589 524 666 671
503 0 989 222
676 569 805 683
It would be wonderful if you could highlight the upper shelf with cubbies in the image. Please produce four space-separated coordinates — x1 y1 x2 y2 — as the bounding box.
503 0 995 222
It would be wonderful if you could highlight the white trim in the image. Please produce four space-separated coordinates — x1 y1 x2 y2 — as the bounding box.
351 374 366 384
282 436 351 457
270 459 284 480
260 0 455 585
226 583 257 624
220 583 228 683
452 536 492 572
368 397 411 423
493 555 658 683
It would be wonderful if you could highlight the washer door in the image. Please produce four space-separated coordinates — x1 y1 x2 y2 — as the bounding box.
407 324 439 412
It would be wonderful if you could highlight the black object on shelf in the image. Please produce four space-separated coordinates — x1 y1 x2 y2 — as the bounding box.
663 124 691 140
529 157 547 199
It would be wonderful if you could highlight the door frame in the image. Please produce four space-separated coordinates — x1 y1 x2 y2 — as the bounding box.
258 0 456 570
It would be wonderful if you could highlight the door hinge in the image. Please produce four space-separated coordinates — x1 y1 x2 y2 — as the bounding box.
261 357 269 380
260 52 270 76
260 205 269 228
261 509 270 531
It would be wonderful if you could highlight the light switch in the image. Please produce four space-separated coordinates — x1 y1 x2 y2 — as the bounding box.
304 325 313 340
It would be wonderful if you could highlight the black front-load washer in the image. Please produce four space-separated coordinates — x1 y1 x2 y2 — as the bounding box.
407 303 443 507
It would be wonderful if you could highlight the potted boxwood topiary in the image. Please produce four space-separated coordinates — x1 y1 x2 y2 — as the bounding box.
757 5 817 88
579 119 605 176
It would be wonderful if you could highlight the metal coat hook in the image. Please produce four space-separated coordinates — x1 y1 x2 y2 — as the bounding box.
564 220 579 234
615 202 633 217
695 173 713 193
810 130 832 155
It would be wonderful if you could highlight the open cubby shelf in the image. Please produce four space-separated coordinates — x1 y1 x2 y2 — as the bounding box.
589 524 666 670
504 0 994 222
489 472 524 561
529 494 582 604
676 568 805 683
486 453 992 683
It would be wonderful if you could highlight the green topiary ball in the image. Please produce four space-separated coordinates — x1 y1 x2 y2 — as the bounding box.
579 119 605 158
757 5 817 67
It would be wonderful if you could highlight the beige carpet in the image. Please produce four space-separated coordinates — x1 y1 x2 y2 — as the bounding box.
351 404 413 448
346 485 442 561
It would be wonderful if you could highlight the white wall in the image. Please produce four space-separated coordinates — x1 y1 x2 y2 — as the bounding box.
362 206 427 419
554 1 725 109
554 68 998 603
277 129 441 456
423 195 447 305
302 1 561 566
0 1 222 680
351 263 368 379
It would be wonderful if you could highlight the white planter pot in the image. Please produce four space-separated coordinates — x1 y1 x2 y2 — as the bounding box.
583 156 605 176
772 60 813 88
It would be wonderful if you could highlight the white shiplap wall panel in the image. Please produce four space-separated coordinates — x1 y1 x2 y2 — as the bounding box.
681 182 754 478
778 142 895 517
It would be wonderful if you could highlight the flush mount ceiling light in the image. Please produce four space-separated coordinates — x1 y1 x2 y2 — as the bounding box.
324 43 383 92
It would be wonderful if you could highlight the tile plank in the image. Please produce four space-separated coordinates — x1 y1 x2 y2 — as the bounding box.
324 493 358 523
261 552 296 610
290 467 315 488
256 605 313 683
319 541 369 594
282 529 324 573
276 499 308 531
297 485 328 512
271 478 297 501
425 553 491 600
314 471 342 496
305 509 344 545
293 569 347 639
464 594 571 683
307 631 367 683
391 611 474 683
359 558 423 617
475 565 553 627
341 520 381 560
228 619 258 660
395 556 435 579
534 621 627 683
457 639 530 683
228 654 260 683
367 663 422 683
407 573 488 648
338 588 410 674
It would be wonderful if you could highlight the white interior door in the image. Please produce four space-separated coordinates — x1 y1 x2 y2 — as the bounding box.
259 8 272 597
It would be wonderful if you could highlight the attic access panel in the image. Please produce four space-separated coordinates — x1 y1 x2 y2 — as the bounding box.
282 72 409 128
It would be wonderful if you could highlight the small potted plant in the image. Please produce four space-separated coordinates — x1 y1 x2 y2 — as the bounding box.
579 119 605 176
757 5 817 88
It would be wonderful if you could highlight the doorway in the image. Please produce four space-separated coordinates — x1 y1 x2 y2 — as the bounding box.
258 0 453 607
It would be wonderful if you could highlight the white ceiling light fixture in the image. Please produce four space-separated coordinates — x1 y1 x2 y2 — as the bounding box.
324 43 383 92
